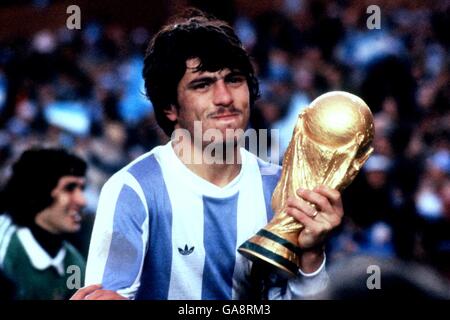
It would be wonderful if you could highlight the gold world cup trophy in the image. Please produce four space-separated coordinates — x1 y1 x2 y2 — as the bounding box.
238 91 375 277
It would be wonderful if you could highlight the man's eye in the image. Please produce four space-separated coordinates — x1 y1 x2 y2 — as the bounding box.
63 183 77 192
192 82 210 90
63 182 85 192
227 76 246 84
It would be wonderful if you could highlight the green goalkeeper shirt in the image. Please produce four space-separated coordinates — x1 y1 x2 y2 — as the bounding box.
0 227 86 300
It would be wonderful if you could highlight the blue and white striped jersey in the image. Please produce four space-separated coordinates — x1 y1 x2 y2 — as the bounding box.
85 141 328 299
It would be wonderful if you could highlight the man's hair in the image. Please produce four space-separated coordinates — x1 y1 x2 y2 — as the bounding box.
143 9 260 136
0 148 87 227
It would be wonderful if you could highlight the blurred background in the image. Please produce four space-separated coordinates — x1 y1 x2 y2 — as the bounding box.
0 0 449 298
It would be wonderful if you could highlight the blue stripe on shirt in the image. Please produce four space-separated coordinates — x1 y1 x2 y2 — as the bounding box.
128 155 173 300
201 194 238 299
102 185 146 290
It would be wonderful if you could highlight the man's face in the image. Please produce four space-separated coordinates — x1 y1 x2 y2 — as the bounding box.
36 175 87 234
168 58 250 145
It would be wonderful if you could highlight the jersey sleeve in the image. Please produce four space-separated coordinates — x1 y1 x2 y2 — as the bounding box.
267 253 329 299
84 172 149 299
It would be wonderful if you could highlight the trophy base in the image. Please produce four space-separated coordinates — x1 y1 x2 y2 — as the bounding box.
238 229 301 278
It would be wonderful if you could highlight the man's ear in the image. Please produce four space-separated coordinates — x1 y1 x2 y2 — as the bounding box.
164 105 178 122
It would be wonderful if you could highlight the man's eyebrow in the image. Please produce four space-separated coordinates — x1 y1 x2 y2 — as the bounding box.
188 70 245 84
62 180 86 190
186 75 218 87
189 75 217 83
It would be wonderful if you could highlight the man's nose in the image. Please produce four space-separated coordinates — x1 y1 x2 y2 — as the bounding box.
212 80 233 106
72 188 87 208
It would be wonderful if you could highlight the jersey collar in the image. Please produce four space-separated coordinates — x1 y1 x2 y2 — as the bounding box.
17 228 66 276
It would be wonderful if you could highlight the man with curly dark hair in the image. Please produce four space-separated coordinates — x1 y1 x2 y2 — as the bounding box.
0 148 87 299
73 10 343 300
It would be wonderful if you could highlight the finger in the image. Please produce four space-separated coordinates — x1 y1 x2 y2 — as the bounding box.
287 205 335 234
287 195 340 230
315 208 342 229
286 196 318 218
70 284 102 300
315 186 343 212
85 290 112 300
314 186 344 224
296 188 333 215
99 292 127 300
313 212 335 233
86 290 126 300
285 206 321 232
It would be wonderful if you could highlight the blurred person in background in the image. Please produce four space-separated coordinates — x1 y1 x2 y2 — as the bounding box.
313 255 450 299
0 148 87 299
416 150 450 276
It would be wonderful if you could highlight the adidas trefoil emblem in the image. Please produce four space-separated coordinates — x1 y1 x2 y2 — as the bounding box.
178 244 195 255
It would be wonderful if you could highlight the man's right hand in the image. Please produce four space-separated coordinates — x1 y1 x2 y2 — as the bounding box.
70 284 128 300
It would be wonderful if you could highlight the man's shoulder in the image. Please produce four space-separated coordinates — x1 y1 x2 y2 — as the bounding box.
1 228 24 272
0 214 15 245
103 144 166 188
1 230 28 286
242 149 282 178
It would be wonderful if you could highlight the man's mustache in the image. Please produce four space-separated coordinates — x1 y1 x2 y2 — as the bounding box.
207 107 242 118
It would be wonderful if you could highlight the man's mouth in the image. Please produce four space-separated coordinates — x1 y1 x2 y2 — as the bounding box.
69 211 82 223
209 112 241 120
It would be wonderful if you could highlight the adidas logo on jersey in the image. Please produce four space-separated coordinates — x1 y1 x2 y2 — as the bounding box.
178 244 195 255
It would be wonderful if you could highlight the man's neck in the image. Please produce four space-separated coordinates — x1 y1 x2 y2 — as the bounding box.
35 210 60 235
29 222 64 258
172 139 242 188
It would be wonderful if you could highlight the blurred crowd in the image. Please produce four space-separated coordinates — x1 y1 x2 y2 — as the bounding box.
0 0 449 283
